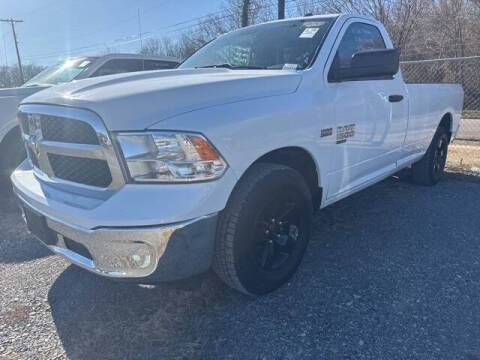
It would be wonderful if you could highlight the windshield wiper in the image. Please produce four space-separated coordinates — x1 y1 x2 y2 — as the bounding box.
196 63 266 70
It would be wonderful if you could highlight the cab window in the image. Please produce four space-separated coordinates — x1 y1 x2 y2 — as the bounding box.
333 23 386 69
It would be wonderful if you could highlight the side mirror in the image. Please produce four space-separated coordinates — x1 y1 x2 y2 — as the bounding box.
329 48 400 82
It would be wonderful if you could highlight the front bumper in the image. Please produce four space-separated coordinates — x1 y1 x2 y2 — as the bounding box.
11 158 237 280
17 196 218 281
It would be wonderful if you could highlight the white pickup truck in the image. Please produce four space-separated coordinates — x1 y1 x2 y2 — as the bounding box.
0 53 179 190
12 14 463 295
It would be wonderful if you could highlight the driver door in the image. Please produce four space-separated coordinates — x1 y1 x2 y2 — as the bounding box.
325 20 408 199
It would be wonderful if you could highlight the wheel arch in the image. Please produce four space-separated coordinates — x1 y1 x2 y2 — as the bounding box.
439 112 453 141
0 125 22 159
240 146 322 210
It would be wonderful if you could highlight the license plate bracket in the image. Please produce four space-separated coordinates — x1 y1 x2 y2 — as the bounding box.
22 206 57 246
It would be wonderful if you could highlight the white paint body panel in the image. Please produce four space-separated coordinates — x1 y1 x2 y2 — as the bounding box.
0 54 179 144
13 14 464 230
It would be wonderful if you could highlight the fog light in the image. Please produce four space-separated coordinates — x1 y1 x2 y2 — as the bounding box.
91 241 155 276
131 254 152 269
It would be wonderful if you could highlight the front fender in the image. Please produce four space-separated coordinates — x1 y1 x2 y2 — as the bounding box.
147 92 329 191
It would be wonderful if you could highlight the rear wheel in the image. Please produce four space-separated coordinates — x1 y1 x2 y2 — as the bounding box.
213 163 313 295
411 126 449 186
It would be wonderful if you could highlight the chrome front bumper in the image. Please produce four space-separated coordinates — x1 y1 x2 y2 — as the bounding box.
18 196 218 281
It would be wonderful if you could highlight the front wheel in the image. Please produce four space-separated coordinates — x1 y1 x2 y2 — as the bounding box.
411 126 449 186
213 163 313 295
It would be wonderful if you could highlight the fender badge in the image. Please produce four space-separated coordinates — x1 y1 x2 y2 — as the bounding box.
336 124 356 144
321 128 333 137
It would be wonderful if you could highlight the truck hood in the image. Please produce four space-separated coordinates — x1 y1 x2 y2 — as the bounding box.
21 68 302 131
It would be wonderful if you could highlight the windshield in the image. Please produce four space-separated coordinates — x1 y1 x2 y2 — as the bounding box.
22 57 97 87
179 18 335 71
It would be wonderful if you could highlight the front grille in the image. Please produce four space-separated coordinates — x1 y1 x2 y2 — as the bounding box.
19 106 121 189
48 154 112 188
41 115 99 145
18 112 28 132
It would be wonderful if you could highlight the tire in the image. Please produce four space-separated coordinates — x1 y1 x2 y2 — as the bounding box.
0 128 26 195
213 163 313 295
411 125 449 186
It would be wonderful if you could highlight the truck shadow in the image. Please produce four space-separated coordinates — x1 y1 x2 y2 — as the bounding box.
46 172 480 359
0 194 51 263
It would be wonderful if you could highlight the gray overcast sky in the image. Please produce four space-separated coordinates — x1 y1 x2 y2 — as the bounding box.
0 0 224 67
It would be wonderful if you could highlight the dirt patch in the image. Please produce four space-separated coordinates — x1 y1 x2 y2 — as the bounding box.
446 141 480 173
0 305 32 328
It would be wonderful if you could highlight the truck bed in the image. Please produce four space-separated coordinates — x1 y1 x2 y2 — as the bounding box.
406 83 464 147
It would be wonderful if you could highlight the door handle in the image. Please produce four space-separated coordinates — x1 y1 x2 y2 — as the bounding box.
389 95 404 103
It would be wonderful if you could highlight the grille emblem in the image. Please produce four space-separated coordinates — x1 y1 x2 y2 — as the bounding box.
26 114 42 160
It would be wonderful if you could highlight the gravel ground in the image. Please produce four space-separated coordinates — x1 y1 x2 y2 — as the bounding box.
1 172 480 360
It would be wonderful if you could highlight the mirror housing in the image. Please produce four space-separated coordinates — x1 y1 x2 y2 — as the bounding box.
329 48 400 82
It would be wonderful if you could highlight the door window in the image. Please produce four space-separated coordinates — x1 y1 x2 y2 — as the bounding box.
332 22 386 70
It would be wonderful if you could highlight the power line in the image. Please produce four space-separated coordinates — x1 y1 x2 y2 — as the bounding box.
23 4 243 60
27 0 175 48
21 0 63 17
23 0 307 62
0 18 24 82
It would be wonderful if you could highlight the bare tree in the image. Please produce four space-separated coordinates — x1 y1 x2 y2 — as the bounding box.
134 0 480 63
140 38 178 57
0 64 44 88
294 0 325 16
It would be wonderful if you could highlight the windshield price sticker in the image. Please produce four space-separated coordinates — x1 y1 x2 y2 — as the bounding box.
282 63 298 70
300 27 320 38
304 21 324 28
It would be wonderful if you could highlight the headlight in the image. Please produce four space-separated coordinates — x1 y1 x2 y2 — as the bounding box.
115 131 227 183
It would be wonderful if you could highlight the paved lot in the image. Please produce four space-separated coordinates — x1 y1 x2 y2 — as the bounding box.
1 173 480 360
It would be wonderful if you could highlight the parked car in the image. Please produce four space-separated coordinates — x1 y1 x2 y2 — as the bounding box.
12 14 463 295
0 53 179 191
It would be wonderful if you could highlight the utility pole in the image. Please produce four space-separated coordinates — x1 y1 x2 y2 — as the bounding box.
278 0 285 19
0 18 24 83
242 0 250 27
2 25 8 67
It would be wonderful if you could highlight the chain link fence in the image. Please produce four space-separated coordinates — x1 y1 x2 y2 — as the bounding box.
401 56 480 174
